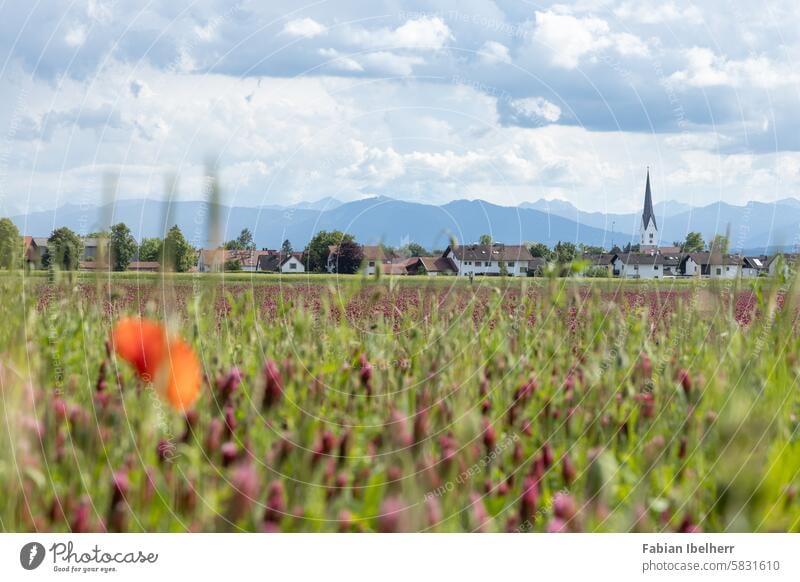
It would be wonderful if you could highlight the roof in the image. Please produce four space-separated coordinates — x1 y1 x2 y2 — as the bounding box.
418 256 457 273
766 253 800 267
529 257 547 270
616 253 679 265
582 253 617 265
256 253 301 271
658 246 682 255
199 249 270 268
446 244 534 263
685 252 742 266
383 260 416 275
33 237 49 247
642 169 657 230
742 256 765 269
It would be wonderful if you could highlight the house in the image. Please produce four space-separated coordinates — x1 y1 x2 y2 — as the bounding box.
383 258 418 276
613 253 675 279
443 243 534 277
580 253 617 277
197 249 271 272
416 256 457 276
21 236 42 269
528 256 548 276
680 252 742 278
767 253 800 277
256 253 305 274
82 237 109 261
741 256 766 278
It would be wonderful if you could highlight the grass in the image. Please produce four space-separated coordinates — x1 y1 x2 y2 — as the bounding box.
0 270 798 532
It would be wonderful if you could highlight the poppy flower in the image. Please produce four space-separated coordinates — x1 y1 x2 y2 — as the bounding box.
112 318 201 412
111 317 167 381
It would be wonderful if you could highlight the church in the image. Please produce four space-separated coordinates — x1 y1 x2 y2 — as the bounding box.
640 169 658 253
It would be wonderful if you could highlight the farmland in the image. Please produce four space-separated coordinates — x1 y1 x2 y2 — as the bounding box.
1 272 799 532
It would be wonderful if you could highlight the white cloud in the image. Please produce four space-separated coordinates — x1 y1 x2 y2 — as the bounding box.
478 41 511 64
615 2 703 25
669 48 800 88
348 17 454 50
319 48 364 72
510 97 562 123
360 52 425 76
282 18 326 38
65 25 87 47
533 10 649 68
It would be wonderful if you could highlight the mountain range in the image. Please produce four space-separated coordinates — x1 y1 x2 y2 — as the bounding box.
10 196 800 253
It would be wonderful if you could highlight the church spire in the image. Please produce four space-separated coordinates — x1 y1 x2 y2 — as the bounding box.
642 168 656 230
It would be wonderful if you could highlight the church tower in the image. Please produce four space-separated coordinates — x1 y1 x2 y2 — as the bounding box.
640 168 658 253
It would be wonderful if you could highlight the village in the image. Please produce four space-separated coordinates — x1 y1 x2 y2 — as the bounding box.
4 172 796 279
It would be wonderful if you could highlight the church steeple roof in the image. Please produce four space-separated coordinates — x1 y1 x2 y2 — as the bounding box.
642 168 657 230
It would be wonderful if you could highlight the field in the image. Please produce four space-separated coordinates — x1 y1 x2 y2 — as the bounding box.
1 271 799 532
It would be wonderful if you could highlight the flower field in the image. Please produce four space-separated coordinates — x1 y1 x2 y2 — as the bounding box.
1 273 799 532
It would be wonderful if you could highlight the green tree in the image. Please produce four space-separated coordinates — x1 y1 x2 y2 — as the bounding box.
138 237 163 262
45 227 84 271
623 242 641 253
224 259 242 271
225 228 256 251
553 241 577 265
479 234 492 245
681 232 705 253
709 234 729 254
402 242 427 257
579 244 605 255
163 225 194 272
529 242 552 260
281 239 293 255
110 223 137 271
0 217 21 270
304 230 354 273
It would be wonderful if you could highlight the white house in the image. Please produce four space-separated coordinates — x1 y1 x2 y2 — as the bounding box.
613 253 678 279
444 243 534 277
741 256 765 278
256 253 305 273
680 252 741 278
767 253 799 277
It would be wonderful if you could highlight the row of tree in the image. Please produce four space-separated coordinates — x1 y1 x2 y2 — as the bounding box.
0 218 196 272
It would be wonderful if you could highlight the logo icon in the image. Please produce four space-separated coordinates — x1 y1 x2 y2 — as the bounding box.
20 542 46 570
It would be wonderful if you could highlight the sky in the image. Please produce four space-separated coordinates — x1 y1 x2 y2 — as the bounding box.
1 0 799 216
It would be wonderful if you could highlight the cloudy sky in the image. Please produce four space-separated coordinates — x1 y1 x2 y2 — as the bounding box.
1 0 799 215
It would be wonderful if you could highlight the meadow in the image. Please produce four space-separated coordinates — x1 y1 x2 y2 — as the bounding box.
1 271 799 532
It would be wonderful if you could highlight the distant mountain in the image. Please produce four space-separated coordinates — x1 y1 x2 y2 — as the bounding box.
10 197 616 250
10 196 800 252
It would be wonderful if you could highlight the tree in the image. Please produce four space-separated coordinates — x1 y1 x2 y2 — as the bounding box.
709 234 729 254
0 217 21 270
623 242 641 253
281 239 293 255
110 223 137 271
163 225 194 272
304 230 354 273
553 241 577 265
479 234 492 245
529 242 552 260
403 242 427 257
225 228 255 251
579 244 605 255
138 237 163 262
224 259 242 271
681 232 704 253
334 240 364 275
45 227 84 271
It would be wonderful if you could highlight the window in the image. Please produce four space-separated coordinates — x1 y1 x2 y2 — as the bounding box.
508 262 515 267
290 263 296 270
649 233 653 240
726 267 730 271
716 268 722 275
369 261 375 267
654 265 659 270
